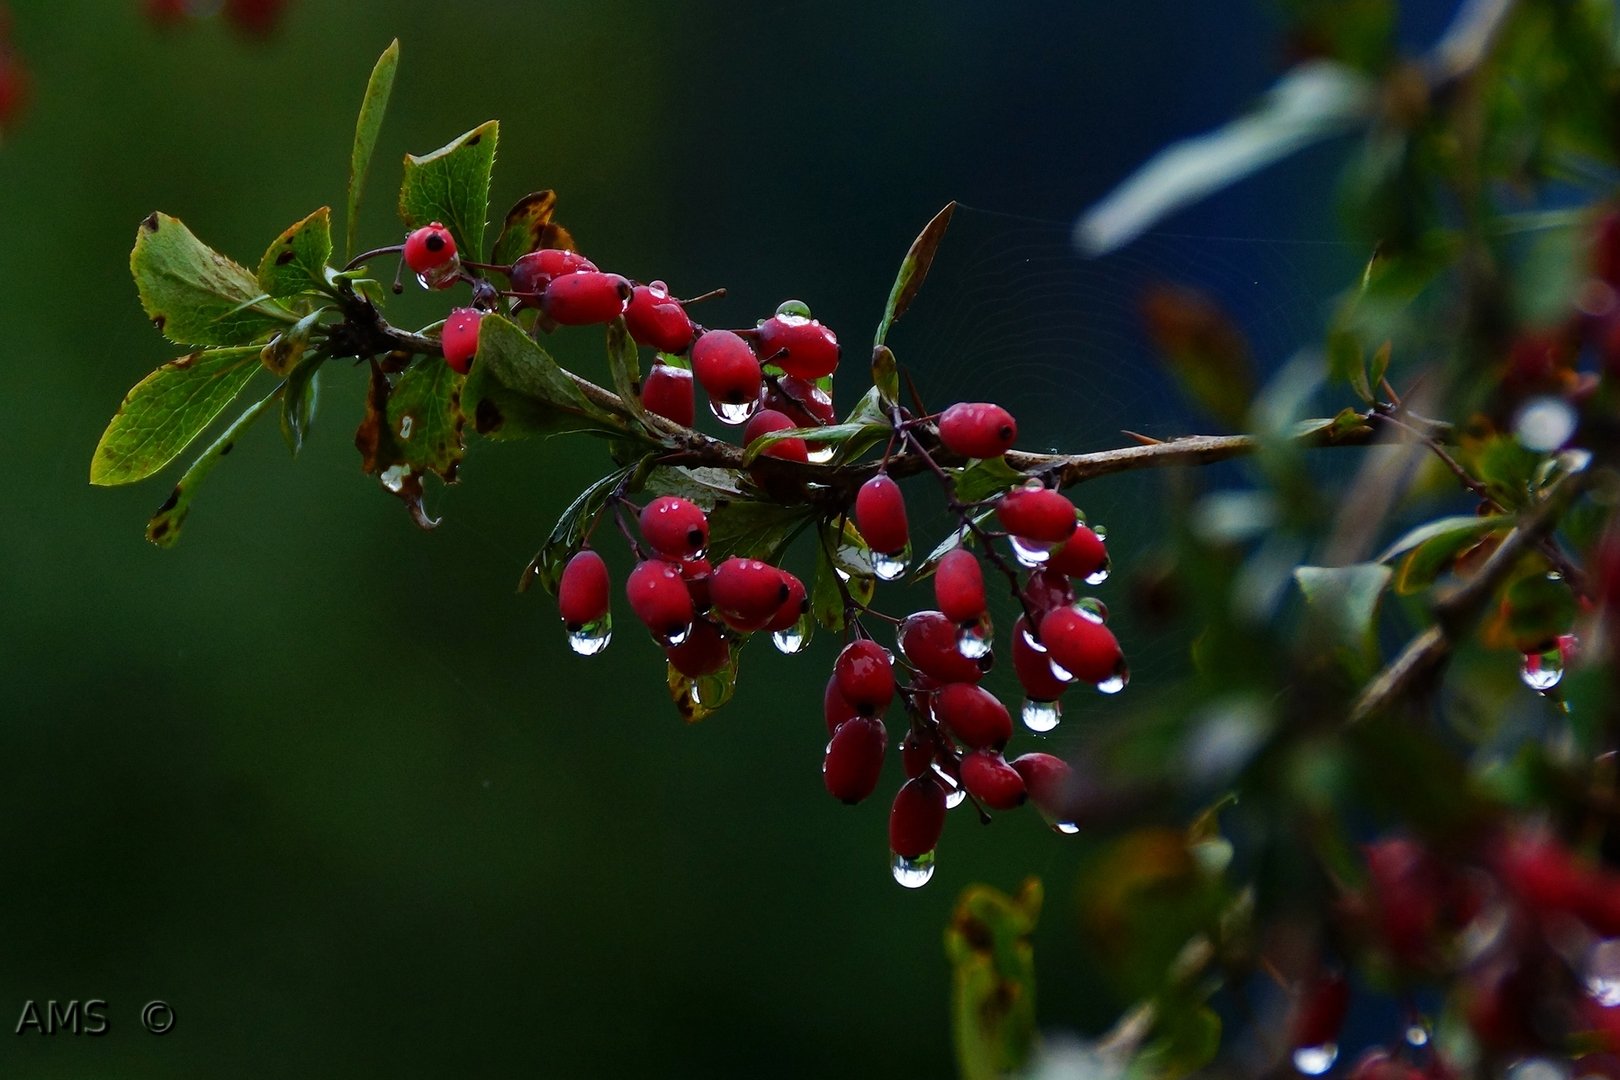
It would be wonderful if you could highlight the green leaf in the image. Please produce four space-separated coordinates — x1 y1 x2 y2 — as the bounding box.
740 422 885 465
870 343 901 403
385 359 466 478
1378 514 1511 594
347 39 399 259
462 314 630 439
605 317 647 424
520 465 637 595
280 352 321 457
399 120 498 263
810 539 847 632
831 386 895 465
258 309 324 377
945 878 1042 1080
1076 62 1373 254
668 640 743 724
490 190 573 265
131 213 296 347
91 347 263 485
953 455 1027 504
640 464 749 509
1129 1004 1221 1080
257 207 334 299
706 499 812 563
146 384 282 548
876 201 955 347
1294 562 1392 677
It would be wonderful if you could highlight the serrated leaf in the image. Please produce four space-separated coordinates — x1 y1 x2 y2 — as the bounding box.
91 347 263 485
520 465 637 595
876 201 955 347
146 384 282 547
257 207 333 299
740 422 884 465
462 314 630 440
491 190 574 265
953 455 1027 504
280 353 321 457
945 878 1042 1080
1294 562 1392 677
353 358 464 530
131 213 295 347
399 120 498 263
706 499 812 563
606 317 647 423
1076 61 1372 254
640 464 748 508
347 39 399 259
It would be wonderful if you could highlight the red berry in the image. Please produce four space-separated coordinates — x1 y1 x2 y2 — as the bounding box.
641 363 696 427
823 715 887 804
742 408 809 463
762 376 836 427
933 683 1012 749
1009 752 1073 821
709 558 791 632
0 56 21 130
558 550 610 628
900 730 934 779
224 0 287 35
1039 607 1122 685
440 307 483 374
678 557 713 612
510 248 598 301
1011 616 1068 701
938 402 1017 459
1046 525 1108 581
959 750 1026 810
1289 971 1349 1050
756 310 840 379
541 271 632 325
765 572 809 633
898 610 986 684
403 221 457 277
692 330 763 412
665 618 731 678
1021 568 1076 632
935 549 986 623
1493 830 1592 918
855 474 909 555
639 496 709 560
835 640 894 715
1364 837 1443 967
625 559 695 642
997 486 1079 544
890 776 948 859
825 675 859 735
624 282 696 354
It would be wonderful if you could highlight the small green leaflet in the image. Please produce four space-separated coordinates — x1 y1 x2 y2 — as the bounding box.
875 201 955 349
257 207 334 299
462 314 630 439
131 213 296 347
147 384 282 548
347 39 399 259
399 120 498 262
91 347 263 485
946 878 1042 1080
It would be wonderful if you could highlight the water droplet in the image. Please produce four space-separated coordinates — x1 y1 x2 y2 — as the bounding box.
662 623 693 648
415 256 461 291
1520 646 1565 692
931 764 966 809
807 444 835 464
1010 536 1052 567
775 299 813 320
379 464 410 493
710 398 759 425
1022 699 1061 733
1291 1044 1338 1076
648 280 670 300
1083 559 1111 586
1513 396 1576 453
1097 661 1129 696
565 615 612 656
1505 1058 1570 1080
1090 523 1106 541
1405 1023 1430 1048
1052 820 1079 835
891 849 935 888
1074 597 1107 623
957 616 993 659
397 414 414 439
772 611 812 655
1586 938 1620 1006
1048 657 1075 684
872 546 910 581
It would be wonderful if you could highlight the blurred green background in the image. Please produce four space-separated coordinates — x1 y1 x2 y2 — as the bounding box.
0 1 1386 1075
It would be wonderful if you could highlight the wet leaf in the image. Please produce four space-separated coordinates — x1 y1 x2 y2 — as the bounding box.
668 640 743 723
346 38 399 258
1483 569 1577 653
131 213 295 347
462 314 630 440
280 352 321 457
811 539 846 631
146 384 282 548
945 878 1042 1080
353 359 462 530
1076 61 1372 254
257 207 333 299
1378 513 1511 593
258 309 323 377
705 499 812 563
876 201 955 347
91 347 263 485
953 456 1027 504
871 343 901 403
521 465 637 595
399 119 498 263
1294 562 1391 677
605 316 647 424
640 465 749 509
490 190 575 265
1139 284 1257 428
740 422 884 465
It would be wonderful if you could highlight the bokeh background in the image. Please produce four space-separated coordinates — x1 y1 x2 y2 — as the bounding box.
0 1 1449 1075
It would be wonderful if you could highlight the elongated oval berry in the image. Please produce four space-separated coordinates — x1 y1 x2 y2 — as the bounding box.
440 307 484 374
765 572 809 633
899 610 986 684
403 221 457 275
938 402 1017 459
1040 607 1122 685
541 271 632 325
1021 569 1075 631
639 496 709 560
959 750 1027 810
823 715 887 804
709 558 791 632
1290 972 1350 1052
624 282 696 354
692 330 763 411
666 618 731 678
825 674 859 735
1009 752 1074 821
641 363 695 427
742 408 809 463
510 247 597 300
762 376 835 427
756 309 840 379
900 729 933 779
835 639 895 714
997 486 1078 544
934 683 1012 749
855 474 908 555
1012 616 1068 701
1047 525 1108 580
890 776 948 859
558 549 610 628
935 549 986 623
625 559 694 642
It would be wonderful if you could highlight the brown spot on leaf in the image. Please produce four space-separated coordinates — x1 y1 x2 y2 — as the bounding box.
219 442 233 457
275 249 296 265
149 520 170 540
474 398 503 434
156 488 181 514
953 915 994 955
142 213 160 232
152 314 167 333
168 352 198 370
466 133 481 145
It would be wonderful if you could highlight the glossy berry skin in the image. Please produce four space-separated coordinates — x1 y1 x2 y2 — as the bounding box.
1011 616 1069 701
665 618 731 678
959 750 1027 810
1040 607 1122 685
639 496 709 560
440 308 483 374
756 311 840 379
1290 972 1350 1050
855 474 908 555
835 640 894 715
509 248 598 300
1346 1050 1425 1080
900 730 933 779
1009 753 1073 821
938 402 1018 459
641 363 695 427
692 330 763 409
542 271 632 325
741 408 809 463
935 549 986 623
899 611 986 684
1021 569 1076 631
557 549 610 629
890 776 948 859
403 222 457 275
934 683 1013 749
823 715 887 804
678 557 713 612
763 376 835 427
765 573 809 633
1047 525 1108 580
625 559 695 643
709 558 791 632
997 487 1078 544
624 282 696 354
824 675 859 735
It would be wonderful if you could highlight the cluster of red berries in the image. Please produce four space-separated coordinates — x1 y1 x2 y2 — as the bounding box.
0 6 28 134
144 0 289 35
